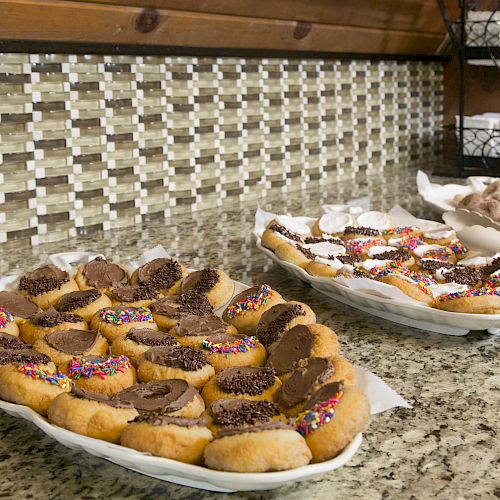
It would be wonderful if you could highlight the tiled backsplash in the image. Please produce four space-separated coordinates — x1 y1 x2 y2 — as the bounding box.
0 54 443 246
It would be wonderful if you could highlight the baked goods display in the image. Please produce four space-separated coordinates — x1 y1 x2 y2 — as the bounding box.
0 255 370 473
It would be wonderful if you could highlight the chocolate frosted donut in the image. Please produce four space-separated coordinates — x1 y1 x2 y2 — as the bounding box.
130 258 187 296
110 285 159 308
181 268 235 310
0 334 30 350
0 291 40 321
78 257 128 291
55 289 112 323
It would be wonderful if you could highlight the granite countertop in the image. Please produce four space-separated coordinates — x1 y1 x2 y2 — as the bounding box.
0 167 498 499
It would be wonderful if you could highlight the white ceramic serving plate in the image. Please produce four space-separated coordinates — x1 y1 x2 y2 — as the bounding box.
256 242 500 336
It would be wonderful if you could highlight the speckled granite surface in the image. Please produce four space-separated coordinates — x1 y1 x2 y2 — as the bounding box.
0 167 498 499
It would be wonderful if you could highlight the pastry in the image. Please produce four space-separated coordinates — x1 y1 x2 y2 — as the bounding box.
0 291 41 322
365 246 415 268
312 212 354 237
222 284 285 333
0 349 55 371
274 242 316 268
261 222 303 251
422 228 456 246
344 237 388 256
121 414 212 464
295 241 347 276
130 258 188 296
90 306 158 342
18 265 79 309
0 334 30 350
201 366 282 406
68 354 136 396
55 289 112 322
110 285 160 308
137 345 215 389
0 308 19 336
180 268 235 310
433 287 500 314
75 256 128 294
48 387 138 443
342 226 385 243
382 226 422 241
412 244 457 265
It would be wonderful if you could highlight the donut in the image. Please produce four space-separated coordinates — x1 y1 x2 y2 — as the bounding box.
48 387 138 443
355 211 393 231
261 222 304 251
312 212 354 237
222 284 285 333
19 308 88 345
180 268 235 310
342 226 385 242
386 235 426 252
137 345 215 389
365 247 415 268
169 314 237 349
0 308 19 336
201 366 281 406
149 291 213 331
67 354 136 396
344 237 387 256
305 256 345 277
296 241 347 275
447 240 468 260
115 379 205 418
436 267 482 288
382 226 422 241
55 289 112 322
200 333 267 373
266 324 340 378
422 228 456 246
274 242 314 268
0 362 72 415
121 414 212 464
433 287 500 314
203 399 311 472
18 265 79 310
130 258 188 296
0 349 55 372
111 328 179 366
110 285 160 308
294 381 370 462
413 244 457 265
75 256 128 294
32 329 109 372
0 291 41 322
90 306 158 342
0 334 30 350
256 302 316 348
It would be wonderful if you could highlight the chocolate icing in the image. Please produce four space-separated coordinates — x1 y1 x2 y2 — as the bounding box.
214 420 291 439
143 345 209 370
149 291 213 317
111 285 159 303
278 357 334 407
266 325 314 375
216 366 276 395
18 265 69 296
0 349 51 366
204 332 247 345
442 267 482 286
30 308 83 327
297 245 315 259
56 289 101 312
304 236 344 245
209 398 280 427
133 413 207 427
180 268 220 294
302 381 345 411
337 254 362 265
0 334 30 350
115 379 197 413
371 249 411 261
343 226 381 237
174 314 228 337
45 329 99 355
82 257 128 289
419 259 455 273
71 387 134 409
269 223 302 242
256 303 306 347
133 258 183 290
125 328 178 347
0 291 40 318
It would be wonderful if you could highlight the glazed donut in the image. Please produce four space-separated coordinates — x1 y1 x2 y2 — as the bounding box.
0 334 30 350
0 291 41 322
204 399 311 472
256 302 316 348
433 287 500 314
115 379 205 418
32 329 109 372
0 362 71 415
130 258 188 296
111 328 179 366
18 265 79 310
200 333 267 373
312 212 354 237
121 414 212 464
19 308 88 345
75 256 128 294
201 366 281 406
266 324 340 377
222 284 285 334
110 285 160 308
261 222 304 251
55 289 112 323
0 349 55 372
149 291 213 331
0 308 19 336
67 354 136 397
48 387 138 443
137 345 215 389
90 306 158 342
274 243 314 269
169 314 237 349
180 268 235 310
294 381 370 462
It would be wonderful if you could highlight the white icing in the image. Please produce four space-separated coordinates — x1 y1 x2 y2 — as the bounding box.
428 282 468 298
274 231 298 245
356 211 391 230
303 242 346 258
360 259 391 271
341 264 356 274
459 252 500 267
318 212 353 234
350 237 375 244
314 257 344 270
367 245 397 257
413 244 443 258
423 229 456 240
275 215 310 237
435 267 450 281
388 237 405 246
491 269 500 277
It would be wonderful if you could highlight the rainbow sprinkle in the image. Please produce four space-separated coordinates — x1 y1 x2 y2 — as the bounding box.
344 239 380 254
99 306 154 325
17 363 72 390
448 241 467 256
202 336 259 354
226 284 273 319
383 226 418 236
422 247 454 261
435 287 500 303
295 392 343 436
486 276 500 288
0 308 13 329
68 355 131 380
396 236 425 251
372 262 436 296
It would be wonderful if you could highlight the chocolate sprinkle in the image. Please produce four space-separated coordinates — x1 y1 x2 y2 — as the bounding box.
304 236 344 245
343 226 381 237
143 345 209 371
56 289 101 312
256 304 305 347
481 257 500 276
442 267 482 286
337 254 362 264
0 334 30 350
210 399 280 427
125 329 179 347
0 349 51 366
269 223 302 242
147 260 183 290
177 291 214 315
420 259 456 273
371 249 411 261
111 285 159 302
30 309 83 327
216 366 276 395
185 268 220 294
297 245 315 259
19 276 68 296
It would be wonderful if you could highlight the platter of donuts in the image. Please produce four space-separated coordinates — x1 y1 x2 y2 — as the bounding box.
255 206 500 336
0 249 408 492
